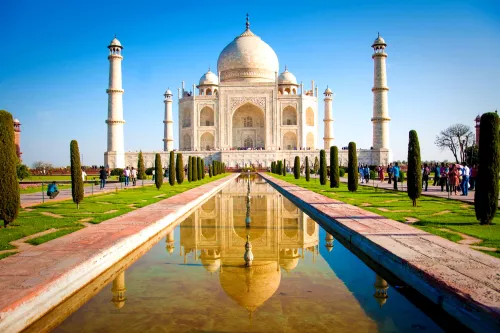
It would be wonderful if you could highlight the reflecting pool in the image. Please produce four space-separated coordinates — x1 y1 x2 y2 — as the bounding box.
32 175 462 332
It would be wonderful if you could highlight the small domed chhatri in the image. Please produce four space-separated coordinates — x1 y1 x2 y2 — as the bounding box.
109 35 123 48
199 69 219 86
278 67 297 85
371 32 386 48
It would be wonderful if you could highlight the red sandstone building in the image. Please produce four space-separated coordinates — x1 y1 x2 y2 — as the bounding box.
13 118 22 161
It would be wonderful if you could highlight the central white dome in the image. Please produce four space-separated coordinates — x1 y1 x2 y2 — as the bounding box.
217 28 279 83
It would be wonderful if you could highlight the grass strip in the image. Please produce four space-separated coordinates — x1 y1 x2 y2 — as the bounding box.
0 174 228 253
268 173 500 257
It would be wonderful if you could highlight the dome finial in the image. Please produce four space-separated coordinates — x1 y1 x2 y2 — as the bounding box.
378 31 380 38
246 13 250 30
285 64 287 71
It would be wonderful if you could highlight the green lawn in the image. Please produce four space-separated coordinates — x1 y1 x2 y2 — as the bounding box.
268 173 500 257
0 174 227 253
23 175 122 181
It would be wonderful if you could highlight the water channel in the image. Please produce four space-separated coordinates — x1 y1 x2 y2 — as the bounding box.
27 174 467 332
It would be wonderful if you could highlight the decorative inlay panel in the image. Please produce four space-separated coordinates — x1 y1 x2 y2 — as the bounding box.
230 97 266 111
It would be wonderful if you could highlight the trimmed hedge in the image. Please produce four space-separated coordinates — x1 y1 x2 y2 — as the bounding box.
294 156 300 179
475 112 500 225
347 142 358 192
70 140 84 208
305 156 310 181
176 153 184 184
330 146 339 188
154 153 163 189
319 150 327 185
169 151 175 186
0 110 20 227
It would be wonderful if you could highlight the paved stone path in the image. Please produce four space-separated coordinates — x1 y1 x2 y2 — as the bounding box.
0 174 238 333
21 180 155 208
339 176 500 207
261 173 500 333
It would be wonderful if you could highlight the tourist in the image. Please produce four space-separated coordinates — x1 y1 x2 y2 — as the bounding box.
152 169 155 181
433 163 440 186
392 162 400 190
439 163 449 192
99 166 107 189
387 163 393 184
470 164 478 190
448 164 459 195
124 167 130 186
131 167 137 186
422 163 430 192
364 165 370 183
81 167 87 182
47 181 59 199
378 165 384 182
461 163 470 196
359 165 365 183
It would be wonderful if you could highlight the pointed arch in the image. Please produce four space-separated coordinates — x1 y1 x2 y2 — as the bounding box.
282 106 297 125
200 132 215 150
306 107 314 126
200 106 214 126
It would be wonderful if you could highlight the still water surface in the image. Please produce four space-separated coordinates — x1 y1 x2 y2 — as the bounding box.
46 175 450 332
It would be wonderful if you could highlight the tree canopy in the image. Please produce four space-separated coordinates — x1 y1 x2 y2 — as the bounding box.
435 124 474 164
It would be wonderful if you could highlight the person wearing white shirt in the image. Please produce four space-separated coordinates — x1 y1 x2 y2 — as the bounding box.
461 164 470 196
81 168 87 182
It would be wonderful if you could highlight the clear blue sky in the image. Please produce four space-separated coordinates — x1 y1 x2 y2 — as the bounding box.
1 0 499 167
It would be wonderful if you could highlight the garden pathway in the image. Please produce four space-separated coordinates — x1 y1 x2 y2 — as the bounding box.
20 180 155 208
339 176 500 207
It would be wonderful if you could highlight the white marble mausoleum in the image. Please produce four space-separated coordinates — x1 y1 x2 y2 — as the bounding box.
104 17 392 169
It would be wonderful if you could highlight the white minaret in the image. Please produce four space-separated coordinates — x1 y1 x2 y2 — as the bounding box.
371 33 390 149
323 86 334 149
163 88 174 151
105 36 125 168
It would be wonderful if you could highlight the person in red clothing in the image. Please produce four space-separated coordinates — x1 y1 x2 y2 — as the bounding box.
378 165 385 182
470 164 478 190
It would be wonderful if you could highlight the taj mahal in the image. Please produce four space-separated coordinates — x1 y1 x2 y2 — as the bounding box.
104 16 391 169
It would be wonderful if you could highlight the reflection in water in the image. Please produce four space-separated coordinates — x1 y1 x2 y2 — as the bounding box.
111 271 126 309
325 232 334 252
165 230 175 255
374 274 389 307
178 175 320 317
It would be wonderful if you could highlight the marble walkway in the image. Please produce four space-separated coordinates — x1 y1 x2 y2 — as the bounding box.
0 174 238 333
261 173 500 333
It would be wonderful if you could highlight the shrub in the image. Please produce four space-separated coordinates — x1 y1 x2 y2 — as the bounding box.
192 156 198 181
169 151 175 186
17 163 30 181
197 157 202 180
188 157 193 181
0 110 20 227
475 112 499 225
347 142 358 192
137 151 146 180
330 146 339 188
111 168 124 176
176 153 184 184
407 130 422 207
305 156 310 181
319 150 327 185
369 170 377 180
70 140 84 208
154 153 163 189
339 167 346 177
399 171 405 183
294 156 300 179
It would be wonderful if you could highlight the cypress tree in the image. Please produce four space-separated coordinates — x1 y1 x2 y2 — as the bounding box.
176 153 184 184
192 156 198 181
169 151 175 186
347 142 358 192
475 112 500 225
154 153 163 190
188 156 193 182
223 163 226 173
0 110 20 227
212 160 216 176
319 150 327 185
407 130 422 207
208 165 212 177
330 146 340 188
271 161 274 173
277 160 282 175
202 159 206 179
294 156 300 179
70 140 84 208
197 157 202 180
282 159 287 176
137 151 146 180
305 156 310 181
